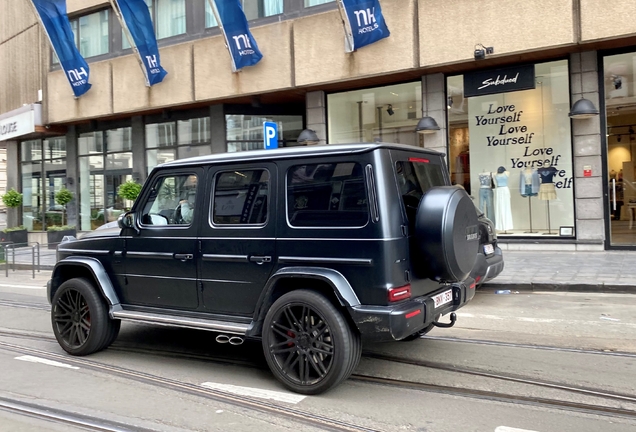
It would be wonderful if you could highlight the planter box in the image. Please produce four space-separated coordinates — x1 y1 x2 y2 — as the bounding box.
0 229 28 246
47 229 77 250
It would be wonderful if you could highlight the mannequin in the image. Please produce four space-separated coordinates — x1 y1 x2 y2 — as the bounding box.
537 165 558 201
519 168 539 197
494 166 513 232
477 169 495 225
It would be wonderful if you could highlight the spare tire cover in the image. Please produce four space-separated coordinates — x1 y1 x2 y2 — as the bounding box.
414 186 479 282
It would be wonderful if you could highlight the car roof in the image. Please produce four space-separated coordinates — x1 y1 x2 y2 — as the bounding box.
158 142 444 168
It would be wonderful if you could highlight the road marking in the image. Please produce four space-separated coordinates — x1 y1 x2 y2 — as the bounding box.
15 355 80 370
457 312 636 328
496 427 539 432
0 283 45 290
200 382 306 404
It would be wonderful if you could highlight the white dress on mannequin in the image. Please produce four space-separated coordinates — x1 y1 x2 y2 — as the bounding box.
494 170 513 231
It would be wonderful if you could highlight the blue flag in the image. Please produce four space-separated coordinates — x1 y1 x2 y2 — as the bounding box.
209 0 263 72
31 0 91 97
114 0 167 86
340 0 390 52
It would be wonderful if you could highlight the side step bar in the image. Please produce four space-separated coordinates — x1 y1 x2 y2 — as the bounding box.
111 310 249 335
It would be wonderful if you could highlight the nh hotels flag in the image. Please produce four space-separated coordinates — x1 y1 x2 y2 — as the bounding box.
207 0 263 72
31 0 92 97
339 0 390 52
111 0 168 86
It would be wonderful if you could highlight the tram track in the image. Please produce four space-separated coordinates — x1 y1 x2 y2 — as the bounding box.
1 328 636 422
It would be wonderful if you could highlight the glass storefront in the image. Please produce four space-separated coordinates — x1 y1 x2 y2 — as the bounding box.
327 82 422 146
604 52 636 246
447 60 575 237
226 114 303 152
78 129 133 230
20 137 67 231
146 117 212 172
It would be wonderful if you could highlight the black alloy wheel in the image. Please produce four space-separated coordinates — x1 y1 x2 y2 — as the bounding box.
51 278 117 356
262 290 360 395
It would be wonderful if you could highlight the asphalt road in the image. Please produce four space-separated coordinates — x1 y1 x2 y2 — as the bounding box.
0 279 635 432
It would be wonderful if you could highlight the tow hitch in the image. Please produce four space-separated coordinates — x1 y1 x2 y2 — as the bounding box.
432 312 456 328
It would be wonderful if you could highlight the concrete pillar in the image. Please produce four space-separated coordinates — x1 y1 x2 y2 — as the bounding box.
306 91 326 145
570 51 604 243
5 140 19 228
65 126 79 229
210 104 226 154
131 116 146 183
420 73 447 159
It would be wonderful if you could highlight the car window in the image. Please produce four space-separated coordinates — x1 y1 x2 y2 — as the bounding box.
140 173 198 226
395 159 445 200
212 169 269 225
287 162 368 227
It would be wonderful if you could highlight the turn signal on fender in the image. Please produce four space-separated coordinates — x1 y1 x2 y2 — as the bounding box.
388 284 411 302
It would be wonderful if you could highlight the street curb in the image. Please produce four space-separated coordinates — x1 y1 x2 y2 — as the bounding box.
481 281 636 294
0 264 54 272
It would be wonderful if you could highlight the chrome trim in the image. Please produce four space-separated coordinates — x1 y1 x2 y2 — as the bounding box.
127 252 174 258
198 237 276 241
126 274 197 281
114 251 123 257
57 249 109 255
202 254 249 262
278 237 402 242
200 278 251 284
111 310 249 335
279 256 372 265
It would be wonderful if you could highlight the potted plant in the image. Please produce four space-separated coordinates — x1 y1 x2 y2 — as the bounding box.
118 180 142 207
55 187 73 225
1 189 28 245
46 224 77 250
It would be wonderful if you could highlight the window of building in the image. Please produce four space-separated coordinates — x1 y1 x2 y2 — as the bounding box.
305 0 334 7
212 169 269 225
327 82 422 146
122 0 185 49
20 138 67 231
447 59 574 237
205 0 282 27
78 128 133 230
146 117 212 172
286 162 368 227
53 9 109 63
225 114 303 152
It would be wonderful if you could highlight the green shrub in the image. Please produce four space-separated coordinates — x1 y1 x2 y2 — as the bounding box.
2 189 22 208
55 188 73 206
3 226 26 233
47 225 76 232
118 180 142 202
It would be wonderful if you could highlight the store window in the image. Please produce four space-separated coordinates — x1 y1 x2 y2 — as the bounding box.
20 138 67 231
327 82 422 146
146 117 212 172
447 59 574 237
78 128 133 230
225 114 303 152
205 0 282 26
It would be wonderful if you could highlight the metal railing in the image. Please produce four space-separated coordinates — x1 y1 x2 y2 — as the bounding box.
2 241 48 279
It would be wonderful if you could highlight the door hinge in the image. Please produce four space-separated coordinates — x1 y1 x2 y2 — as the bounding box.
401 225 408 237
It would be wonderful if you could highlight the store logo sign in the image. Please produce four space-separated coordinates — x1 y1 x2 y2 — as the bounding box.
0 110 37 142
464 65 535 97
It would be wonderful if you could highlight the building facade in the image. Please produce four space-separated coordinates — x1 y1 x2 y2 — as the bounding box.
1 0 636 250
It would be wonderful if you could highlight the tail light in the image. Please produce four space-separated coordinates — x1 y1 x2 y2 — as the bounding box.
388 284 411 302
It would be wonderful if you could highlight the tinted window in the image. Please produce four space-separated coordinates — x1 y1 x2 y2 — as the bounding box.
287 162 368 227
396 160 445 200
140 173 198 226
212 169 269 225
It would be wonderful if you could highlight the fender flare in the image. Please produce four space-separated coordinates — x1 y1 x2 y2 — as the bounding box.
50 257 121 307
252 266 360 326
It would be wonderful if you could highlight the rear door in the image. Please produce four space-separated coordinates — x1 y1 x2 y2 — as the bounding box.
198 163 276 316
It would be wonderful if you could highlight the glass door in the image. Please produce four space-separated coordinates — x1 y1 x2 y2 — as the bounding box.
604 53 636 246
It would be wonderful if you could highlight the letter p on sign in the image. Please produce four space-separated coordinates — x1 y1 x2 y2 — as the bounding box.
264 121 278 150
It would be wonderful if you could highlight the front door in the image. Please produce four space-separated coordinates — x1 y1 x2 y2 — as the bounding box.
199 163 276 316
604 52 636 247
120 168 203 309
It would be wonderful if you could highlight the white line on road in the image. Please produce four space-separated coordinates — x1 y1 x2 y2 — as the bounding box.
200 382 306 404
0 283 45 290
495 427 539 432
457 312 636 327
15 355 80 370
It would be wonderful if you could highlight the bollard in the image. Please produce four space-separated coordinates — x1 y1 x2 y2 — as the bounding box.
32 245 35 279
36 242 40 272
11 245 15 272
4 245 7 278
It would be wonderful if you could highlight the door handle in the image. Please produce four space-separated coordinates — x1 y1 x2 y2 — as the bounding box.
249 255 272 265
174 253 193 261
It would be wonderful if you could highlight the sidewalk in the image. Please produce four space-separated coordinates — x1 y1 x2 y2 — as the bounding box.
482 250 636 293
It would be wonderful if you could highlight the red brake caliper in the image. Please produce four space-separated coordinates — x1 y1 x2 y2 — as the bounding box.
287 330 295 347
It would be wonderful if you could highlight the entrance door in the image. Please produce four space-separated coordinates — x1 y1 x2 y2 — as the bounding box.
604 53 636 246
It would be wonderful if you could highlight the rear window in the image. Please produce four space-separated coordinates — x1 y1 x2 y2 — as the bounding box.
287 162 368 227
396 159 445 200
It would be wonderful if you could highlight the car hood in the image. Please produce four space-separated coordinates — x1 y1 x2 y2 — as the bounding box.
79 222 121 239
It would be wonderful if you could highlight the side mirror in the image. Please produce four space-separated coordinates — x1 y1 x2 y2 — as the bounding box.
118 211 138 233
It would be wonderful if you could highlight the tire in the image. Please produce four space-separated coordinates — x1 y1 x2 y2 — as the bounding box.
414 186 479 282
102 319 121 350
51 278 117 356
262 290 361 395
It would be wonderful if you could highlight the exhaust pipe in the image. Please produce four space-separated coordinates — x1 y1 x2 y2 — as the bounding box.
215 334 244 345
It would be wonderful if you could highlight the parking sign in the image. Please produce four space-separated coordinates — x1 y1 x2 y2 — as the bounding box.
263 121 278 150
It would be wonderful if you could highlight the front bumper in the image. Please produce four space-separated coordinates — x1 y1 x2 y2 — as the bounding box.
349 277 475 342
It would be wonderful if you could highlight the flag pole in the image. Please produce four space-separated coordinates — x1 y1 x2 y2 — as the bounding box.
108 0 151 86
336 0 355 53
205 0 239 73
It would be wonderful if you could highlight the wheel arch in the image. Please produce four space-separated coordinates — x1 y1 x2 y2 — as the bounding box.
49 257 121 307
246 267 360 337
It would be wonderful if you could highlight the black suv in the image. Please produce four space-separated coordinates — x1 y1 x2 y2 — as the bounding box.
48 143 480 394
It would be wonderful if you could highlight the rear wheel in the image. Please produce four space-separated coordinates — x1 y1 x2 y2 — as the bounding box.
51 278 118 356
262 290 361 395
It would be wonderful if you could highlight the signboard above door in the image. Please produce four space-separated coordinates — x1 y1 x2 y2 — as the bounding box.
464 64 536 98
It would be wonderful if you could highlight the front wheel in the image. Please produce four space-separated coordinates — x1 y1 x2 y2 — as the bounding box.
262 290 361 395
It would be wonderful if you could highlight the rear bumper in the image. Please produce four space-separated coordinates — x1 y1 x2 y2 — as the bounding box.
471 245 504 286
349 277 475 342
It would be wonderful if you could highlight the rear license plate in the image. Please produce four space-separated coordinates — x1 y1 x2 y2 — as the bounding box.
433 289 453 308
483 244 494 255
